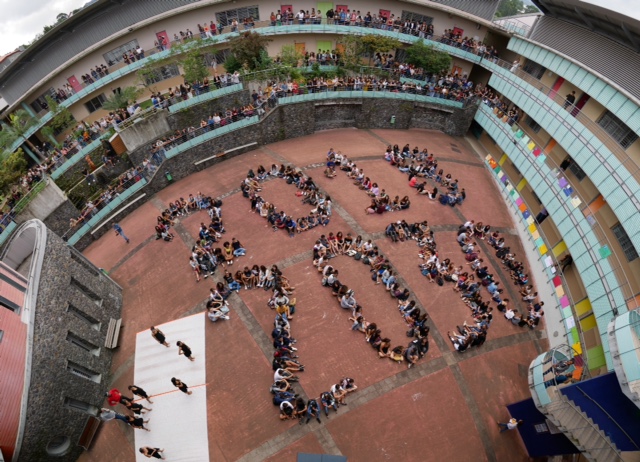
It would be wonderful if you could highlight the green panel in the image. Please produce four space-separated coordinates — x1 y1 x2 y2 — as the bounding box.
586 345 606 370
316 39 333 52
316 2 333 15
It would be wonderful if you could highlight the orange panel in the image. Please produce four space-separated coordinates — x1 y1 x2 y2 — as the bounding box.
544 139 557 154
519 203 527 212
586 195 606 215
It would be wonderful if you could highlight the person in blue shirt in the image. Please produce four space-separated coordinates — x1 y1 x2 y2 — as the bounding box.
113 223 129 243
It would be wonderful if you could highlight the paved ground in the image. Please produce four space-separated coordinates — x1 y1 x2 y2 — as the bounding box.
78 128 547 462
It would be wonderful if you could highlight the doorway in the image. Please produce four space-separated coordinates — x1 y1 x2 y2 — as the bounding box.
156 30 171 50
67 76 83 93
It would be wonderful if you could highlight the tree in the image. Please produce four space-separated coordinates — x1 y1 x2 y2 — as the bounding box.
495 0 538 17
56 13 69 22
44 96 75 133
405 40 452 75
336 35 366 69
0 149 28 194
223 54 242 73
228 31 272 70
0 109 41 160
182 48 210 84
279 44 304 68
101 86 143 111
360 35 401 65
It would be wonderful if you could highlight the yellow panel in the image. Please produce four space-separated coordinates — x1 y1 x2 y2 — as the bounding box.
539 244 548 254
572 342 582 355
575 299 592 317
499 154 508 166
553 241 568 257
580 314 597 331
528 223 537 233
517 178 528 191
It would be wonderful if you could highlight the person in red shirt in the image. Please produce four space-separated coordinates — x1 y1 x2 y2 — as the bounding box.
105 388 122 406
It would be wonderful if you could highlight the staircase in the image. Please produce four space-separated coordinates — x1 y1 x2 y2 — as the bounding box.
547 399 622 462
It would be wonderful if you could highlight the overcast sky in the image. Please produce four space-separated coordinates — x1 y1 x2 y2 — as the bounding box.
1 0 640 56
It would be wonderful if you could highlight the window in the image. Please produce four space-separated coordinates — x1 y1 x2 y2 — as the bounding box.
70 277 102 305
0 330 4 343
67 304 101 331
522 60 546 79
568 160 587 181
103 39 139 65
525 115 542 133
64 397 99 415
216 5 260 26
84 94 107 114
30 88 56 113
612 223 639 262
401 10 434 24
67 360 101 383
597 110 639 149
143 64 181 85
66 331 100 356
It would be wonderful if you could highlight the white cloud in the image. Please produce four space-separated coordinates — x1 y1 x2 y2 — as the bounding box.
0 0 87 55
580 0 640 20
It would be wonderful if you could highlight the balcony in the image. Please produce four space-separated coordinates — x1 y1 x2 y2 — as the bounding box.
609 309 640 408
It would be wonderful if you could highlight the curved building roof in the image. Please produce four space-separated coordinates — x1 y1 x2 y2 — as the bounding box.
532 0 640 52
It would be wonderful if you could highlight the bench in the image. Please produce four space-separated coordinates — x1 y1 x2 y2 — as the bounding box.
105 318 122 349
194 142 258 167
78 416 101 450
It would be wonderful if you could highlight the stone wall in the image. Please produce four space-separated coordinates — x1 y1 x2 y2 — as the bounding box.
43 200 82 238
17 229 123 462
118 110 171 153
167 90 252 130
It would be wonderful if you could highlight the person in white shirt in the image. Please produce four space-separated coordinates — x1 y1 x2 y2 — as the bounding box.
497 417 523 432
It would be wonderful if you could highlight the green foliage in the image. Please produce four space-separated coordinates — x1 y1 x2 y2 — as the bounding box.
360 35 401 55
495 0 539 17
336 35 365 69
279 44 304 67
101 86 144 111
224 54 242 73
182 48 210 84
229 31 273 70
0 149 28 194
44 95 75 133
405 40 452 75
0 109 37 156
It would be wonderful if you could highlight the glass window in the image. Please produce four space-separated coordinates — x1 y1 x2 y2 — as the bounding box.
568 159 586 181
597 110 639 150
400 10 434 24
611 223 639 262
522 60 546 79
525 115 542 133
215 6 260 27
143 64 181 85
84 94 107 114
30 88 57 113
103 39 139 66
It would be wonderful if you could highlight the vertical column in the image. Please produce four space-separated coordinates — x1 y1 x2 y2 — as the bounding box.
21 144 41 163
21 102 37 118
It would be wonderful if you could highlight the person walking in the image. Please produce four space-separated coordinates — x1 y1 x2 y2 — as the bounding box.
171 377 192 395
139 447 165 459
126 414 150 431
123 399 152 415
176 341 195 362
113 223 130 243
128 385 153 403
150 326 169 347
497 417 523 433
98 407 128 423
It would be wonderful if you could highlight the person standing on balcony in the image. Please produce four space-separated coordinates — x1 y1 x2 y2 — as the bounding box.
564 91 576 109
113 223 130 243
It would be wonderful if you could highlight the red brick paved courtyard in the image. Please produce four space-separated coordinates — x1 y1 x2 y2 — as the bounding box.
78 128 546 462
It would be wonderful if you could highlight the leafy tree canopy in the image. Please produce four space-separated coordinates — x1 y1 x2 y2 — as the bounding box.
495 0 539 17
405 40 452 75
0 149 28 194
182 48 210 83
101 86 143 111
228 31 273 70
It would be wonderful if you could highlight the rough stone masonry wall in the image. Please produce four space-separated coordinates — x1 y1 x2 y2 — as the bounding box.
18 230 122 462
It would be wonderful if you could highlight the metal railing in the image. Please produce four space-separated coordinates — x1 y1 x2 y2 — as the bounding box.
480 103 637 314
486 157 583 350
485 58 640 190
